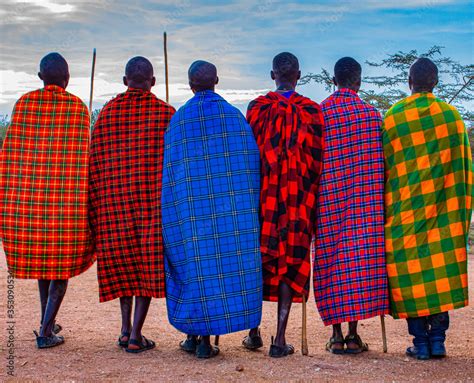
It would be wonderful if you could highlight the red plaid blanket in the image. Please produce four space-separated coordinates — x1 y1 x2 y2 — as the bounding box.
247 92 324 301
89 88 175 302
0 85 94 279
314 89 389 325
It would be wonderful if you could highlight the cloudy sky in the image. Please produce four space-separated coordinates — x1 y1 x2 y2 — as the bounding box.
0 0 472 115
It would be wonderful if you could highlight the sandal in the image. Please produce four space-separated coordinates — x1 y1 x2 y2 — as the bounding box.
242 330 264 350
117 332 130 348
196 342 220 359
344 334 369 354
125 336 156 354
33 330 65 349
180 335 200 353
269 336 295 358
326 336 345 355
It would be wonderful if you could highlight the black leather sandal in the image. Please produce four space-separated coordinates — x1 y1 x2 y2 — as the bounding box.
344 334 369 354
269 336 295 358
326 336 345 355
196 342 219 359
125 336 156 353
33 330 65 349
180 335 200 353
242 330 264 350
117 332 130 348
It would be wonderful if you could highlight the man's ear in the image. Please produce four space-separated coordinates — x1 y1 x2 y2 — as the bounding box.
408 76 413 90
123 76 128 87
189 81 195 94
270 70 275 80
354 78 361 92
38 72 43 81
297 70 301 81
64 73 70 89
215 76 219 85
150 76 156 87
332 76 337 87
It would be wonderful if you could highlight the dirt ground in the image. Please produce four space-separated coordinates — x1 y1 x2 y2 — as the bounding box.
1 244 473 383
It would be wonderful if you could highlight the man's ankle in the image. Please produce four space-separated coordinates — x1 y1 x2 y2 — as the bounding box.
249 327 259 337
332 324 343 339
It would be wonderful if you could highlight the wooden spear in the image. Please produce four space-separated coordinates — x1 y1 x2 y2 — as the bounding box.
302 294 309 356
381 315 388 353
163 32 169 103
89 48 97 112
448 76 473 104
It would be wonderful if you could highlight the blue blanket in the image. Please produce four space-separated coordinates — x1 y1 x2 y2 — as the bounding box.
162 90 262 336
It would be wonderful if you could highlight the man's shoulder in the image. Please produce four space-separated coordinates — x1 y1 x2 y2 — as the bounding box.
15 88 44 105
64 90 88 111
386 97 409 117
148 94 176 114
295 92 320 106
320 93 340 111
431 96 461 116
357 99 382 120
218 97 244 115
323 97 381 118
248 91 286 106
15 88 87 112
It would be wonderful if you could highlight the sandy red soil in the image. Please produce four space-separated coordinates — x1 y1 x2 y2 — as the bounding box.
1 245 473 382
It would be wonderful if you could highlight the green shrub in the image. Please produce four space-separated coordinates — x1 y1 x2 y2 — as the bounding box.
0 115 9 148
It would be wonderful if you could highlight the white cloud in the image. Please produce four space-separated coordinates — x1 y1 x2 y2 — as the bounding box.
0 70 267 114
14 0 75 13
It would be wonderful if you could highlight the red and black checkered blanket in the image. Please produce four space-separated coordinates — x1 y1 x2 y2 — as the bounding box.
89 88 175 302
247 91 324 301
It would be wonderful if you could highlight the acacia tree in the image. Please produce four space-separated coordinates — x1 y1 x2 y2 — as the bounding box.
299 46 473 135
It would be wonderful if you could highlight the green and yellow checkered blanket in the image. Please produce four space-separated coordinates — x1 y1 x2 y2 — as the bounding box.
383 92 472 319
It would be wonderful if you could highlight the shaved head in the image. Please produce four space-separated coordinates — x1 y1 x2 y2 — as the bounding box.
188 60 218 92
38 52 69 88
272 52 300 82
123 56 155 91
271 52 301 90
409 58 438 92
334 57 362 90
126 56 154 83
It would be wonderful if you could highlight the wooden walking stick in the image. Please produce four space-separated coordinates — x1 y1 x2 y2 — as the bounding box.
381 315 388 353
215 336 219 346
89 48 97 112
448 76 473 104
302 294 309 356
163 32 169 104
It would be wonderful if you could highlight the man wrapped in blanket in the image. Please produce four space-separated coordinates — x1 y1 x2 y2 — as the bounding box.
244 52 324 357
0 53 94 348
162 61 262 359
383 58 472 360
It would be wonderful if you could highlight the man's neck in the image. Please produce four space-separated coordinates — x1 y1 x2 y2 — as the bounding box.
194 87 215 93
43 82 66 89
337 85 359 93
127 83 151 91
275 82 296 92
411 88 433 95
